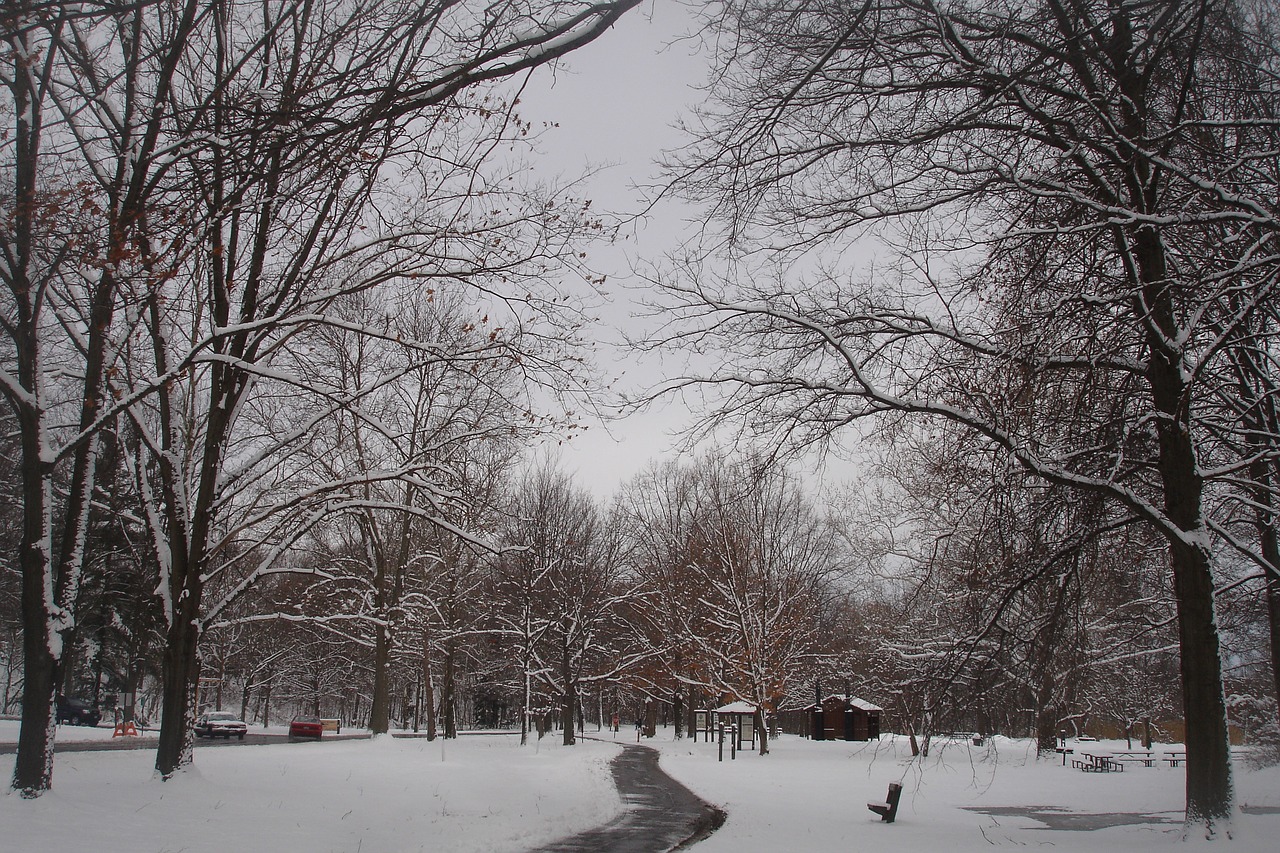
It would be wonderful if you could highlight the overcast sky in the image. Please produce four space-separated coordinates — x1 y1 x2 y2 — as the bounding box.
515 1 712 498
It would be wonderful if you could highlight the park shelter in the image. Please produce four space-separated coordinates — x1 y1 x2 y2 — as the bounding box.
812 695 882 741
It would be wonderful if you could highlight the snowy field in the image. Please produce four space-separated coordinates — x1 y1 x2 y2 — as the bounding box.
657 732 1280 851
3 722 1280 851
0 722 622 853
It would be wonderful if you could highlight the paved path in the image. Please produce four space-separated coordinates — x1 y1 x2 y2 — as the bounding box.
964 805 1183 830
528 743 724 853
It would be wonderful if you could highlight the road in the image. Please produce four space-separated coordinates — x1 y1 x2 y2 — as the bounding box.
0 729 372 754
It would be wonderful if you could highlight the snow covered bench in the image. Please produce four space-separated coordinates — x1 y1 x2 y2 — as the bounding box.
1073 754 1123 772
867 782 903 823
1112 751 1154 767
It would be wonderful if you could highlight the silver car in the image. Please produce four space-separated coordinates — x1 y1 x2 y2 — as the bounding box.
195 710 248 740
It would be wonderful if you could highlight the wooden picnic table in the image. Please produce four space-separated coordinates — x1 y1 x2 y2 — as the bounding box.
1163 750 1186 767
1071 752 1123 772
1111 751 1155 767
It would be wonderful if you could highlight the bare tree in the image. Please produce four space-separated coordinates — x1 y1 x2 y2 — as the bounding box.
615 458 711 738
0 0 644 785
4 0 644 793
619 457 841 754
658 0 1280 831
492 462 631 746
1 0 206 794
691 461 839 755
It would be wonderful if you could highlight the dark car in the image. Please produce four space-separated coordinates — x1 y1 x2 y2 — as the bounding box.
55 696 102 727
288 716 324 740
195 710 248 739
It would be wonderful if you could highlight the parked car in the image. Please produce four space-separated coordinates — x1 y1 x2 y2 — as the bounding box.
288 716 324 740
195 710 247 739
55 696 102 727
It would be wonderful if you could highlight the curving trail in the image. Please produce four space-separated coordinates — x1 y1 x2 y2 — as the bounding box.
528 743 725 853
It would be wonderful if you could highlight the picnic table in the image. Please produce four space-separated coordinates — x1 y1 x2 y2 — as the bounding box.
1110 751 1155 767
1071 752 1124 772
1164 750 1186 767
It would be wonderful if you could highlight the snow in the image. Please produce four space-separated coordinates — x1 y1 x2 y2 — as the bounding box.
4 722 1279 851
0 723 621 853
656 733 1280 851
714 702 758 714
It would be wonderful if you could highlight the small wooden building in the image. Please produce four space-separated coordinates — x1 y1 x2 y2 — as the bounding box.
811 695 882 741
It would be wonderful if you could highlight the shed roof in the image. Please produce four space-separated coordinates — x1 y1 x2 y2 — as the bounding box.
818 695 883 712
715 701 758 714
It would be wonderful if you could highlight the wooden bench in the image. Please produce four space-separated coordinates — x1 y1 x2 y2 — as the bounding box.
1163 751 1186 767
868 782 903 823
938 731 983 745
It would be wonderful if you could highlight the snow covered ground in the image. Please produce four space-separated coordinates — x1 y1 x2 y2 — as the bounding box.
0 722 622 853
2 722 1279 851
656 732 1280 851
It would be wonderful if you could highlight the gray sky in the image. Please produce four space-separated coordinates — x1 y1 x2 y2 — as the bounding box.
516 1 710 498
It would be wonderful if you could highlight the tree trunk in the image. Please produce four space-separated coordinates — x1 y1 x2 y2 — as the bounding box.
155 593 201 777
1169 536 1234 834
13 584 56 795
1036 706 1059 756
1268 576 1280 728
1249 459 1280 730
561 647 576 746
421 631 437 741
370 623 390 734
366 515 394 734
9 39 61 795
1135 223 1234 834
13 426 56 795
442 643 457 738
214 657 225 710
520 660 531 746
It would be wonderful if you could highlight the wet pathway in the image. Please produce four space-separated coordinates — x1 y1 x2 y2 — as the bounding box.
528 743 724 853
964 805 1182 830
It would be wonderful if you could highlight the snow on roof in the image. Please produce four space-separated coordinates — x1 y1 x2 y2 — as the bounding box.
715 701 758 714
819 695 883 711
